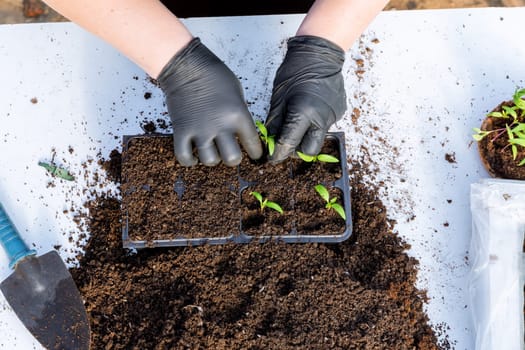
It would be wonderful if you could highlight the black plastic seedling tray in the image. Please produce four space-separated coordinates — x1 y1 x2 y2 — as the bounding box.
121 132 352 248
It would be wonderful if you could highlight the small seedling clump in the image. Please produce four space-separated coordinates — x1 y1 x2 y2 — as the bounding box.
296 151 339 163
473 88 525 166
255 121 275 157
314 184 346 220
249 191 283 214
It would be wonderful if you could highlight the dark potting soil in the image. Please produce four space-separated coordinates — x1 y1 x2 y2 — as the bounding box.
121 135 346 242
478 100 525 180
121 136 240 240
239 137 345 237
69 152 444 349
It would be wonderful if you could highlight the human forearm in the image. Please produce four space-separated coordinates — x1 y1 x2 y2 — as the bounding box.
297 0 389 51
43 0 192 78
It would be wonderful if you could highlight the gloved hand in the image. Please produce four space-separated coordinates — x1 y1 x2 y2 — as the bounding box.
157 37 263 166
266 35 347 163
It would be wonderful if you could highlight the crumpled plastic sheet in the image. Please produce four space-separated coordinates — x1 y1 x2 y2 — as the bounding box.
470 179 525 350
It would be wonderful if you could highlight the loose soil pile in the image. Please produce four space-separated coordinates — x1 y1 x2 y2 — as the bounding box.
70 152 444 349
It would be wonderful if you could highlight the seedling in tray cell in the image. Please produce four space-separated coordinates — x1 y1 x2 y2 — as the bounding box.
296 150 340 163
314 184 346 220
249 191 283 214
255 120 275 156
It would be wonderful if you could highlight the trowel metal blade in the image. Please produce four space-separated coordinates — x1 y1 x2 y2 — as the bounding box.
0 250 90 350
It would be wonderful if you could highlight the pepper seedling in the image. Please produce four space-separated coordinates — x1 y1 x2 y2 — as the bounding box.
472 88 525 166
249 191 283 214
296 151 339 163
255 121 275 156
38 161 75 181
314 184 346 220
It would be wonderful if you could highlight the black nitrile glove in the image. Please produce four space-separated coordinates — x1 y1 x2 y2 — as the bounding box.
157 37 262 166
266 35 347 163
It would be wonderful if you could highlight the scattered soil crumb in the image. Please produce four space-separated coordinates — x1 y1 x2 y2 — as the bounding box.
156 118 170 130
101 149 122 183
148 77 160 87
30 97 38 104
140 120 157 133
351 108 361 125
445 153 456 163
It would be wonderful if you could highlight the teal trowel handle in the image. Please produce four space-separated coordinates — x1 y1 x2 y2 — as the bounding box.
0 203 36 269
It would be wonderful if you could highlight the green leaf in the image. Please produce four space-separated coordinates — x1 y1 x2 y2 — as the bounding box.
296 151 315 162
509 138 525 147
513 88 525 110
514 88 525 99
487 111 504 118
38 161 75 181
472 128 492 141
518 158 525 166
267 136 275 156
53 168 75 181
255 121 268 138
472 134 484 141
511 123 525 133
265 201 283 214
502 105 518 119
331 203 346 220
250 191 263 203
515 131 525 139
506 124 514 140
472 128 491 141
512 144 518 160
38 161 55 173
314 184 330 202
317 154 340 163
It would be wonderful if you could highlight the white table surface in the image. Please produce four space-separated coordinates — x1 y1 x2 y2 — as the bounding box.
1 7 524 349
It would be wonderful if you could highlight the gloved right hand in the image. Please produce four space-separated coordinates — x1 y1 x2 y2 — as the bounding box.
157 37 262 166
265 35 347 163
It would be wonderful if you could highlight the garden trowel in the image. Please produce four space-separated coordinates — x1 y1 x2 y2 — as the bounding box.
0 202 90 350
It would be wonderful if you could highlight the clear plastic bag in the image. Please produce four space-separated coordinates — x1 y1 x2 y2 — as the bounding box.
470 179 525 350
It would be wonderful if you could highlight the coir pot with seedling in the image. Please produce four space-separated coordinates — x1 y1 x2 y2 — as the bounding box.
473 88 525 180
